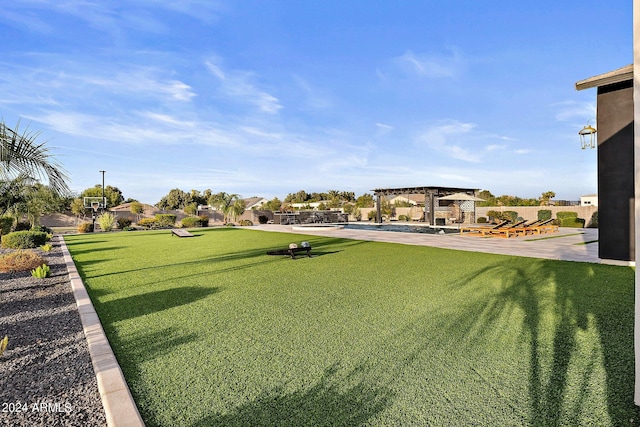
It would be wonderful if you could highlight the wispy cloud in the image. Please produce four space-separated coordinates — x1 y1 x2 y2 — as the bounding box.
386 48 466 80
415 120 479 162
205 60 282 114
553 100 596 122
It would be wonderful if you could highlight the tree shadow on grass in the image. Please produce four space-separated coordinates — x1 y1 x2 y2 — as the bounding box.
95 286 220 325
191 364 394 427
435 259 640 426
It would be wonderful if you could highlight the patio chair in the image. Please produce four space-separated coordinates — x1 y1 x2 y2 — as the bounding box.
460 220 509 235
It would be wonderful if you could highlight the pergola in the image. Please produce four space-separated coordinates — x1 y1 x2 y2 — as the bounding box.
371 186 480 224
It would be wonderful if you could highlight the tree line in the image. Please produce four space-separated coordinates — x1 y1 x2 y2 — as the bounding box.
1 118 560 226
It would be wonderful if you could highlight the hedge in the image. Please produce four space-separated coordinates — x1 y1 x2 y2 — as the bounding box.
556 211 585 228
1 231 48 249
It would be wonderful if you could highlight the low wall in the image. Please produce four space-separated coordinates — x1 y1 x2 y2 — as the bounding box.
475 206 598 225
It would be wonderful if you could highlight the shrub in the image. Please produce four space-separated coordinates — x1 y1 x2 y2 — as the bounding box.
398 215 411 222
0 336 7 357
0 217 12 236
0 250 46 272
155 214 177 228
477 217 487 224
198 215 210 227
78 222 94 233
587 211 598 228
368 210 377 221
97 212 116 232
117 217 132 229
485 210 517 223
503 211 518 223
1 231 48 249
486 210 501 223
12 221 31 232
31 263 51 279
537 210 552 221
556 211 585 228
31 225 52 234
181 217 201 228
238 220 253 226
40 244 53 252
258 215 268 224
138 218 158 229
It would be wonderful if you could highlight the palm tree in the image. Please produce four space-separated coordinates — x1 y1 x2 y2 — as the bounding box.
0 119 70 196
208 192 240 223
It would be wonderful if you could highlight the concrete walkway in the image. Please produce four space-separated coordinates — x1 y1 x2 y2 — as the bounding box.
252 224 603 264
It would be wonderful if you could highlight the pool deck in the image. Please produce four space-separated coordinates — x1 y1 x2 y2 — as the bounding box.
252 224 609 265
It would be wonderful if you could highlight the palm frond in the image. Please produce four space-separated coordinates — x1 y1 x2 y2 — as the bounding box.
0 119 70 195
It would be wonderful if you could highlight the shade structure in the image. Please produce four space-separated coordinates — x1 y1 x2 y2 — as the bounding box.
437 192 485 202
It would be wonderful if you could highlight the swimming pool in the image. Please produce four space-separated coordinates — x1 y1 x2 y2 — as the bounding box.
340 223 459 234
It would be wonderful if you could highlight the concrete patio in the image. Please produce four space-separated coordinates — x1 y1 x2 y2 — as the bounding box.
252 224 604 265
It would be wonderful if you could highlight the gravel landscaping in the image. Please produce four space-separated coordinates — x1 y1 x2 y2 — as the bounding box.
0 236 106 426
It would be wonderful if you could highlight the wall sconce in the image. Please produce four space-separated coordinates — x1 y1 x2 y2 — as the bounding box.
578 123 597 149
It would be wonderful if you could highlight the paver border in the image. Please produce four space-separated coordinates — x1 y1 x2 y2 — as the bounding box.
59 236 145 427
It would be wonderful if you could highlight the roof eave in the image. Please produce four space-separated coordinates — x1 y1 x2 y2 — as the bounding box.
575 64 633 91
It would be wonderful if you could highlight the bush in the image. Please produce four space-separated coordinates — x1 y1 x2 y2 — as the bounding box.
368 210 377 221
503 211 518 223
77 222 94 233
40 244 53 252
556 211 585 228
138 218 158 229
258 215 268 224
155 214 177 228
97 212 116 232
485 210 517 223
31 225 52 234
12 222 31 232
181 217 201 228
117 217 132 229
198 215 210 227
238 220 253 226
1 231 48 249
398 215 411 222
537 210 552 221
0 217 12 236
0 250 46 272
477 217 487 224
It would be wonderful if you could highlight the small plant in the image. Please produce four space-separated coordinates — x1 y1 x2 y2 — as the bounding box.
31 263 51 279
77 222 94 233
238 220 253 226
477 217 487 224
398 215 411 222
40 243 53 252
0 336 7 357
0 250 46 273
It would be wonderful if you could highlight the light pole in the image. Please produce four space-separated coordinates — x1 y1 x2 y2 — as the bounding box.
99 170 106 211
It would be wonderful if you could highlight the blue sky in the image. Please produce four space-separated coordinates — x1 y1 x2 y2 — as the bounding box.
0 1 631 204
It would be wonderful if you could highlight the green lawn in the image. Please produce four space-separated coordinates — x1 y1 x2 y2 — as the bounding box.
64 228 640 426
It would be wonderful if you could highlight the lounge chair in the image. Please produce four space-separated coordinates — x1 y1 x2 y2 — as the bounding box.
484 220 528 238
519 219 557 235
460 220 509 236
